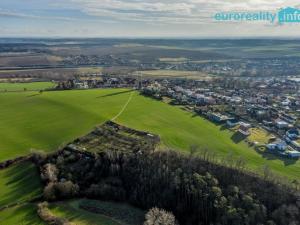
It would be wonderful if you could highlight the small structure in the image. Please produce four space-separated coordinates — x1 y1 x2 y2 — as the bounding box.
275 120 289 129
74 81 89 89
286 129 300 140
287 150 300 158
285 129 300 151
238 122 251 136
227 118 239 127
208 112 229 123
291 140 300 151
267 139 287 152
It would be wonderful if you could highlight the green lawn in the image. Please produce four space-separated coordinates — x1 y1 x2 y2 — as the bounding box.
0 82 55 92
49 199 145 225
0 162 43 208
0 204 45 225
0 88 299 180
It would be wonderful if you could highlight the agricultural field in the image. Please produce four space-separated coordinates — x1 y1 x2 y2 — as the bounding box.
0 87 299 180
49 199 145 225
0 162 43 208
0 82 55 92
159 57 188 63
133 70 213 79
0 67 103 80
0 204 45 225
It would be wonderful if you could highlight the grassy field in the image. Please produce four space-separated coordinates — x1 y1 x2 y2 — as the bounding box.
49 199 145 225
0 87 299 180
133 70 213 79
0 161 43 225
159 57 188 63
0 162 43 208
0 82 55 92
0 204 45 225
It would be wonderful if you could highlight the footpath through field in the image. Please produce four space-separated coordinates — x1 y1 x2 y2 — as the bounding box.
111 90 134 121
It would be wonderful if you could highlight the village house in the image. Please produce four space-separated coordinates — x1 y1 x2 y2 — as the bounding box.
238 122 251 136
267 139 287 152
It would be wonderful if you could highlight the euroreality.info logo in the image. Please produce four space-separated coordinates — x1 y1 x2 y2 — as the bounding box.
214 7 300 24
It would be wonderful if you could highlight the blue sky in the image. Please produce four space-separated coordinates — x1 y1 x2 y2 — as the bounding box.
0 0 300 37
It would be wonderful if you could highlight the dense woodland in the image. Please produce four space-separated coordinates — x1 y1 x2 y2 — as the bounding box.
36 141 300 225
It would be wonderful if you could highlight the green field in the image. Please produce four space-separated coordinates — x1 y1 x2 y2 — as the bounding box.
49 199 145 225
0 162 43 225
0 162 43 209
0 204 45 225
0 82 55 92
133 70 213 79
0 87 299 180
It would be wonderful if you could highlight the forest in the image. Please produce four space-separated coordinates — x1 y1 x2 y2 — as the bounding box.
36 140 300 225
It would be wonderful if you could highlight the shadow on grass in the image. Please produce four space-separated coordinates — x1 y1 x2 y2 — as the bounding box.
50 202 123 225
26 93 41 98
231 132 247 144
219 124 227 131
191 113 199 118
254 148 298 166
0 162 42 208
16 204 43 225
2 204 43 225
97 90 134 98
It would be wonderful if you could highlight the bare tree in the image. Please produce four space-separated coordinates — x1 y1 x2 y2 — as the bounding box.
144 207 178 225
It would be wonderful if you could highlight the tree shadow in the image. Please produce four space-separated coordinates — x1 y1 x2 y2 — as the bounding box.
219 124 227 131
97 90 134 98
231 132 246 144
0 162 42 208
191 113 199 118
26 93 40 98
3 203 43 225
254 148 298 166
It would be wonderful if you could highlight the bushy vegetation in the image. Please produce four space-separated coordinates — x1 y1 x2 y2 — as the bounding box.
39 146 300 225
37 202 71 225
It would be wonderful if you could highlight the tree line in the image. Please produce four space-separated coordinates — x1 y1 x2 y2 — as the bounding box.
36 146 300 225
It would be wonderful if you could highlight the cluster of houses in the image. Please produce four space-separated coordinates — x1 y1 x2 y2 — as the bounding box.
56 76 138 90
141 77 300 159
54 73 300 159
267 129 300 158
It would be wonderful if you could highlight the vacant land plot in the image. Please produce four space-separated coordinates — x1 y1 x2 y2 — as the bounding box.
248 128 273 145
0 82 55 92
0 88 299 180
0 67 103 80
134 70 213 79
159 57 188 63
0 162 43 208
49 199 145 225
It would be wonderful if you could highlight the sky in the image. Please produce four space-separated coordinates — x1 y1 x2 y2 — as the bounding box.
0 0 300 38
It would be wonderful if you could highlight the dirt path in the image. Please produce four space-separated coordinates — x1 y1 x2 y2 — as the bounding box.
111 91 134 121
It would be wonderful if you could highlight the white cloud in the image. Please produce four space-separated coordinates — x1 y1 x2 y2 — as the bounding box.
2 0 300 37
64 0 300 25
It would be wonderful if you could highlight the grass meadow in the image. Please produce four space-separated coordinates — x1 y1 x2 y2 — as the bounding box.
0 87 299 180
0 162 42 208
0 82 55 92
49 199 145 225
